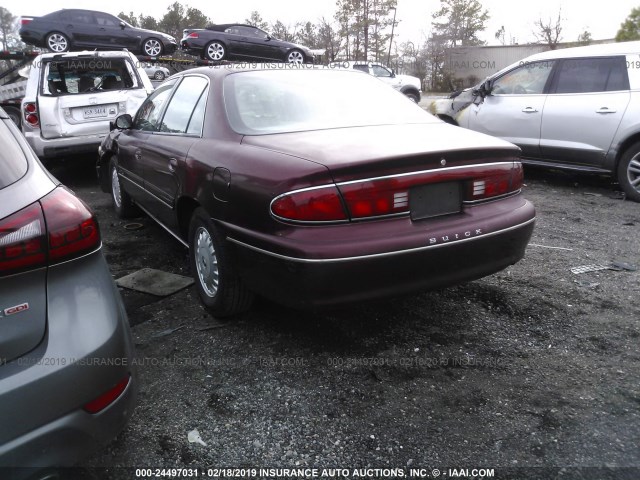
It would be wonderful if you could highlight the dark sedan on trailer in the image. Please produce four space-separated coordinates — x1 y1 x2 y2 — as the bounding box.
97 67 535 316
19 9 177 56
181 24 314 63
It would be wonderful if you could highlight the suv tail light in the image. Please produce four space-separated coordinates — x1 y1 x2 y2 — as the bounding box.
270 163 523 224
0 187 101 277
23 102 39 127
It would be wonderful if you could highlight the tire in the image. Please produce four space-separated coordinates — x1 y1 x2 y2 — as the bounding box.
404 91 420 103
4 106 21 128
153 70 165 80
205 42 226 61
189 208 253 317
46 32 69 52
110 160 138 218
286 49 305 64
142 38 163 57
617 142 640 202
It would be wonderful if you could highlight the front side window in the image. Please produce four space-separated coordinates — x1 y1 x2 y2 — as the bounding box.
159 76 209 134
553 57 629 94
492 61 554 95
371 65 392 77
95 13 120 27
134 79 178 131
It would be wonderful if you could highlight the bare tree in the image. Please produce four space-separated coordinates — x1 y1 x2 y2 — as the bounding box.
533 9 563 50
244 11 268 30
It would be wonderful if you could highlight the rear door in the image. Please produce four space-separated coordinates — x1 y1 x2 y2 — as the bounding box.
466 60 555 158
539 56 630 168
138 75 209 228
57 10 97 48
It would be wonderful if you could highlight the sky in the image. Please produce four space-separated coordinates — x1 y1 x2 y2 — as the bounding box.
5 0 638 47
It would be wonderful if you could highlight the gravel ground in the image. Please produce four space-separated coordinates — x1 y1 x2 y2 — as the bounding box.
49 160 639 480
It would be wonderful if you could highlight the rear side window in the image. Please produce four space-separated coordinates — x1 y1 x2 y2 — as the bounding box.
0 122 28 190
59 11 94 24
553 57 630 93
41 58 138 96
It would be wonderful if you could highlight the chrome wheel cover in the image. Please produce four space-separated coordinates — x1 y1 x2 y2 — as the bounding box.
47 34 68 52
195 226 219 297
111 168 122 208
287 50 304 64
207 43 225 61
627 153 640 193
144 39 162 56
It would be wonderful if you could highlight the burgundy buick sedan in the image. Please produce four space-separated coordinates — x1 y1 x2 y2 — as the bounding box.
97 66 535 316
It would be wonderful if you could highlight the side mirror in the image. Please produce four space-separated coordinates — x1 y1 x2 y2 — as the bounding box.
119 21 126 30
266 34 272 41
472 80 493 98
390 69 396 78
113 114 133 130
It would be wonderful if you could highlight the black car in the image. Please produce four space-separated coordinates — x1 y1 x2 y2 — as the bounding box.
19 9 177 56
181 24 314 63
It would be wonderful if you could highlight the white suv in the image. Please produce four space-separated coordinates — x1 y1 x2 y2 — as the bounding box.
21 50 153 160
331 61 422 102
431 41 640 202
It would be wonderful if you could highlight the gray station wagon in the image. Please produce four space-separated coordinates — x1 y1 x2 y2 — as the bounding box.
431 41 640 202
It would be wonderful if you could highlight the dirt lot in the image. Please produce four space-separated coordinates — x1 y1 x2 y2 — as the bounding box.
51 159 639 479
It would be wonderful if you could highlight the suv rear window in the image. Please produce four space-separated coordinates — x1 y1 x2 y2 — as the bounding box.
41 58 139 96
0 121 28 190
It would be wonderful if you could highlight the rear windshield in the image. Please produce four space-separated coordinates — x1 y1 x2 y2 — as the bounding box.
0 121 28 190
223 69 434 135
41 58 140 96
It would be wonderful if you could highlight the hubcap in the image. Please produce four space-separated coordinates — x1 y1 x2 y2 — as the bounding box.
195 227 219 297
628 154 640 192
144 40 162 56
111 168 122 208
154 71 164 80
207 43 225 61
48 34 67 52
287 51 304 64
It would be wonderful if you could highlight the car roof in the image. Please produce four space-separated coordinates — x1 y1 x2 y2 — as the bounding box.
36 50 136 61
206 24 259 32
522 40 640 62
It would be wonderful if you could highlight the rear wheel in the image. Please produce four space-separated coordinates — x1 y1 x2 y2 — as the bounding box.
110 160 138 218
404 91 420 103
205 42 226 61
189 208 253 317
153 70 165 80
617 142 640 202
46 32 69 52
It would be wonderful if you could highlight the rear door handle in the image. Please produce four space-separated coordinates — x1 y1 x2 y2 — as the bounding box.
596 107 616 114
522 107 538 113
168 157 178 172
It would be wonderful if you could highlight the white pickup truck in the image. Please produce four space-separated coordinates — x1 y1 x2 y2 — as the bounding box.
330 61 422 103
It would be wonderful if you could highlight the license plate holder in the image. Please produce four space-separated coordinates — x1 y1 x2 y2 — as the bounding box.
83 106 109 119
410 182 462 221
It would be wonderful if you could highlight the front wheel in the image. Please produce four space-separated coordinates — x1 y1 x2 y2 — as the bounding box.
110 160 139 218
142 38 163 56
286 49 305 64
46 32 69 52
617 142 640 202
205 42 226 61
153 70 165 80
189 208 253 317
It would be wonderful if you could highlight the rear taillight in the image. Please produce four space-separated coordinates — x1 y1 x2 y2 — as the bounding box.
23 102 39 127
271 186 348 222
20 17 33 26
0 187 101 277
270 162 523 224
0 203 47 276
465 162 524 201
187 32 199 39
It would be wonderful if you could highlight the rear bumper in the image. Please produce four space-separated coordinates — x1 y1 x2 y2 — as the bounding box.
23 130 104 159
0 251 136 469
228 196 536 308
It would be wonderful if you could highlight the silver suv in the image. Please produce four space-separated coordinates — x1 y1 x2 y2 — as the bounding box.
331 61 422 102
431 41 640 201
21 50 153 160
